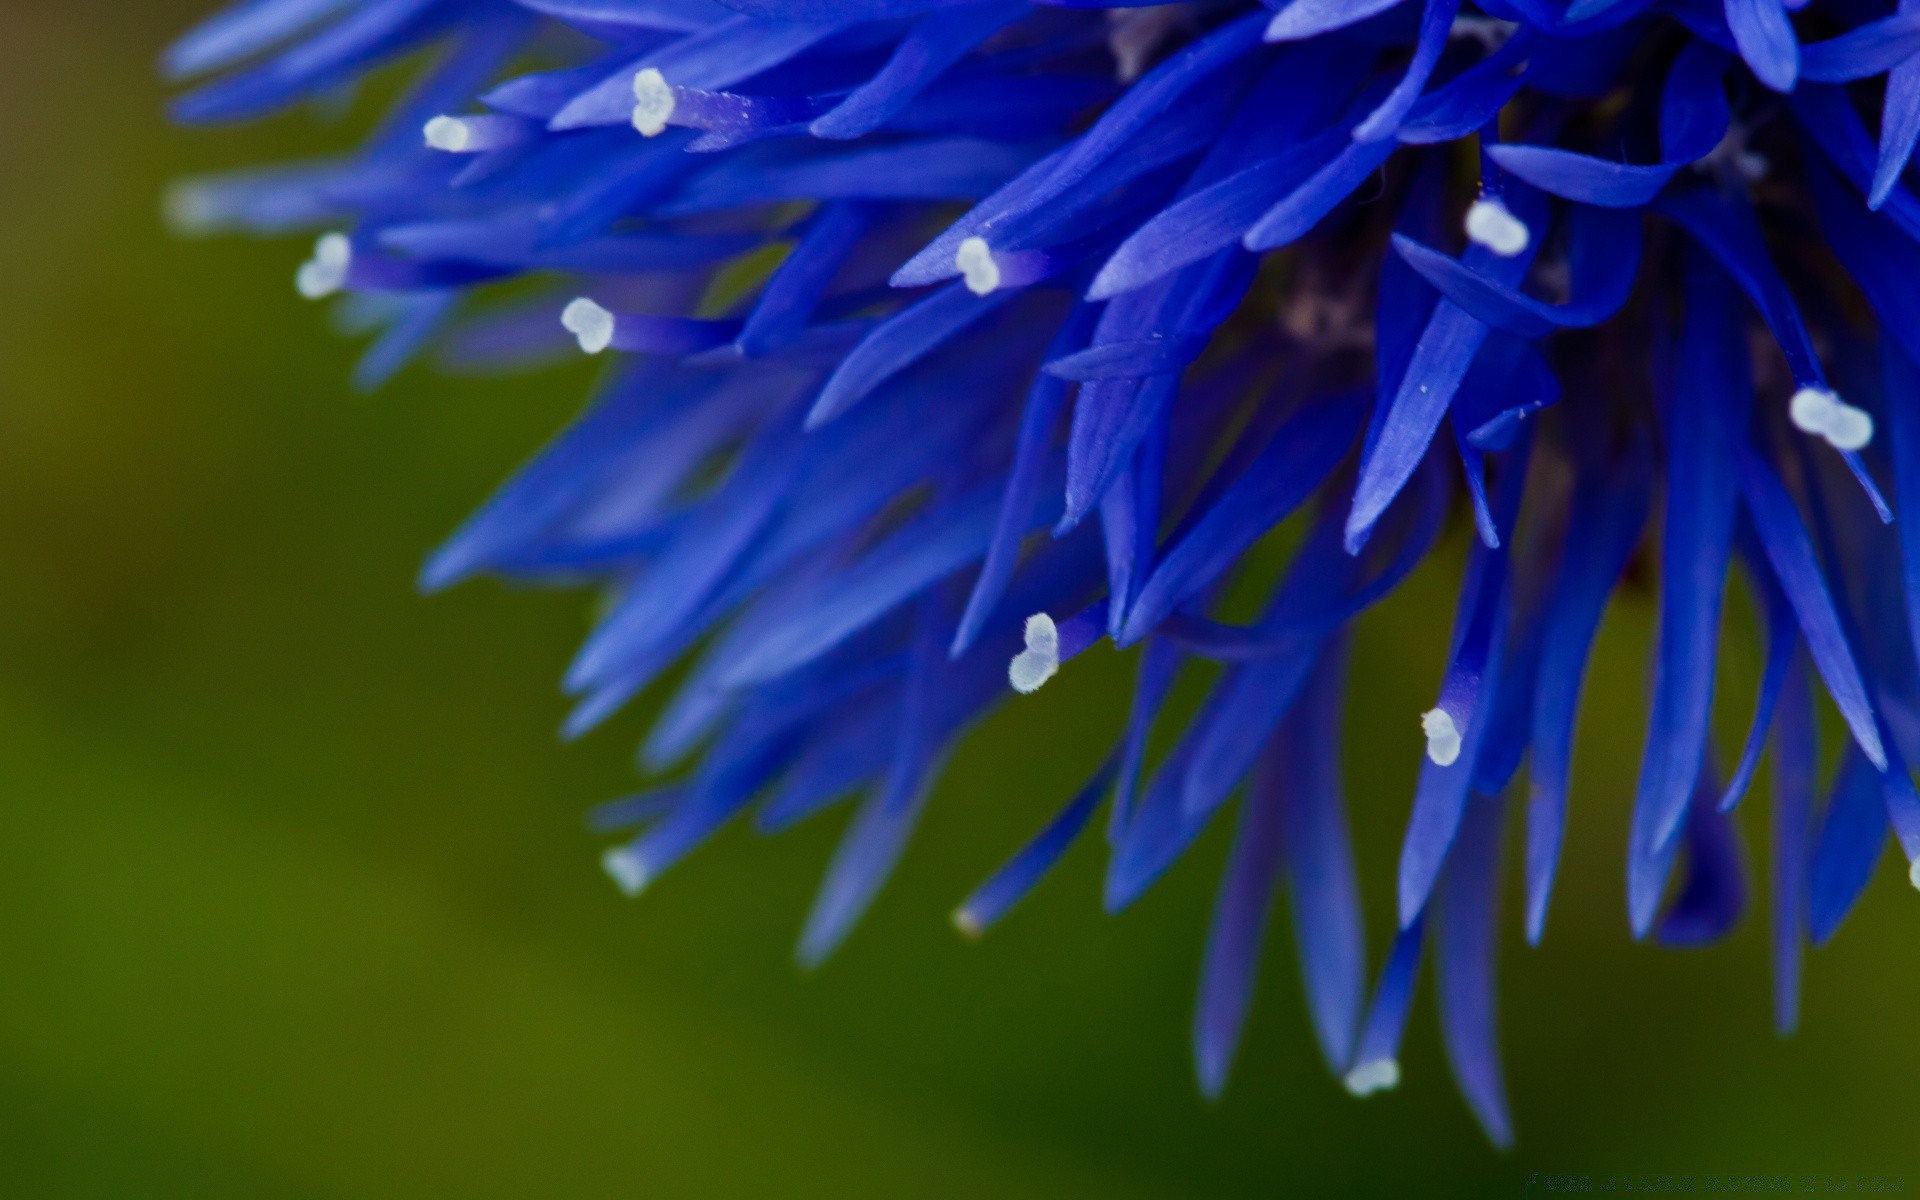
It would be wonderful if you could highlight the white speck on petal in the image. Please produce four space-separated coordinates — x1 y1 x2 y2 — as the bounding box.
1422 707 1462 767
1344 1058 1401 1096
955 236 1002 295
1465 197 1530 257
562 297 616 355
631 68 675 137
1008 612 1060 694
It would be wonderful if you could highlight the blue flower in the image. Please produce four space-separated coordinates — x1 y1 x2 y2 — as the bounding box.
167 0 1920 1145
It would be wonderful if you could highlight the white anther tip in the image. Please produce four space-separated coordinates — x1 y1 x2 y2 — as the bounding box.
951 907 984 939
561 297 615 355
422 115 471 152
1008 612 1060 694
294 232 351 299
955 236 1001 295
601 846 648 897
1465 197 1529 257
1908 857 1920 891
1343 1058 1401 1097
1790 385 1875 452
1422 707 1462 767
1826 405 1875 452
162 181 216 235
631 67 675 137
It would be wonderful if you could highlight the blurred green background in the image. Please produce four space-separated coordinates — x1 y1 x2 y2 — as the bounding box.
1 3 1917 1195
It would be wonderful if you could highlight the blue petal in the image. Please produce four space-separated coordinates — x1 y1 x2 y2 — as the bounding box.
1345 914 1426 1091
796 606 948 966
1873 4 1920 209
1347 203 1541 554
953 308 1097 656
1089 127 1349 300
810 3 1025 139
1276 645 1367 1074
1395 31 1532 145
1109 640 1183 842
1771 659 1815 1033
1525 461 1649 942
1389 205 1642 339
1807 749 1889 945
1738 449 1887 772
1241 137 1400 251
1484 146 1676 208
1396 513 1514 926
954 759 1113 937
1725 0 1799 92
164 0 357 81
1193 747 1290 1099
737 203 875 357
1350 0 1461 144
1716 551 1797 814
1266 0 1408 42
549 15 848 130
1122 396 1364 642
1436 792 1513 1149
1801 10 1920 82
1626 254 1747 937
807 282 1015 427
1655 781 1747 946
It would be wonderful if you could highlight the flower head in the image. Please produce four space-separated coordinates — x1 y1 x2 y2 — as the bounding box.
170 0 1920 1144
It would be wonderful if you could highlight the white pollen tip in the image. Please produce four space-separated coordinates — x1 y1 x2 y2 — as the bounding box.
631 68 676 137
1908 857 1920 891
162 181 217 236
294 232 352 299
1825 405 1875 452
1008 612 1060 694
1465 197 1529 257
422 114 472 152
1789 385 1875 452
955 236 1002 295
602 846 649 897
1422 707 1462 767
951 907 984 939
561 297 616 355
1343 1058 1401 1097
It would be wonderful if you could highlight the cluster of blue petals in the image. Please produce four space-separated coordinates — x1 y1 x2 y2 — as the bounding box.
169 0 1920 1143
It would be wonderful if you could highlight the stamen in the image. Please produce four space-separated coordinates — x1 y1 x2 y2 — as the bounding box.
631 67 676 137
424 113 525 154
294 232 351 299
1789 385 1875 452
951 906 984 939
423 115 474 152
1343 1057 1401 1097
601 846 649 896
562 297 616 355
1421 707 1462 767
955 236 1001 296
1008 612 1061 694
1465 197 1529 257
